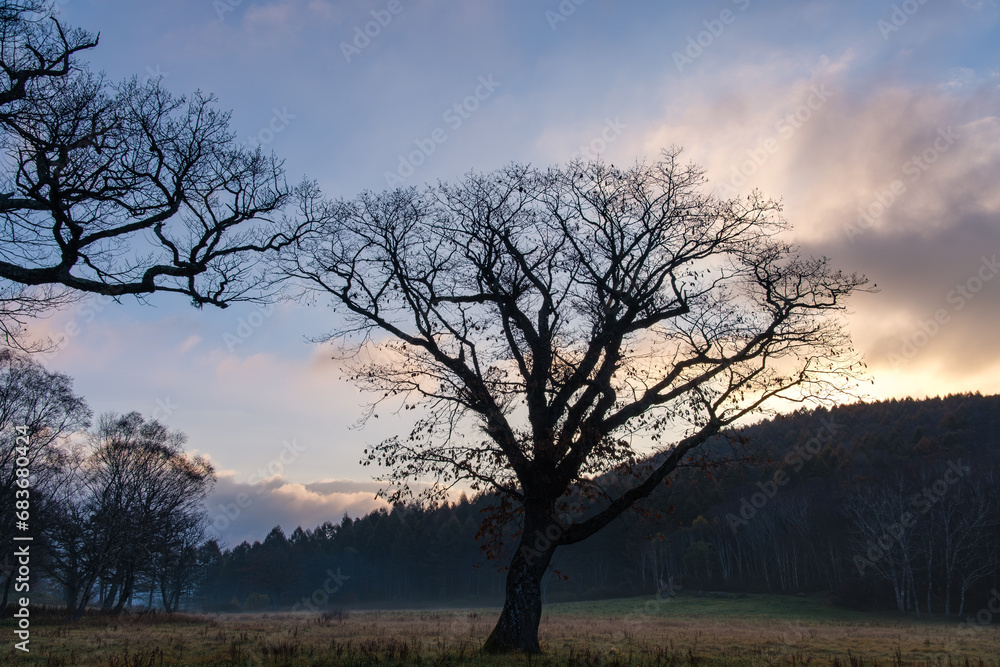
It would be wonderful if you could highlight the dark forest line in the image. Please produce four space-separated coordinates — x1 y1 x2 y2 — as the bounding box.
196 392 1000 620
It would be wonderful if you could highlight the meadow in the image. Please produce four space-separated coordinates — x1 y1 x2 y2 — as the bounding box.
4 594 999 666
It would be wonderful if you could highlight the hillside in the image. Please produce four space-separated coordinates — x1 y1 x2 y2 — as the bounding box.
199 393 1000 619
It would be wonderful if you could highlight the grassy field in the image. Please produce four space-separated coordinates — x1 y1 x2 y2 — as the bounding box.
3 593 999 666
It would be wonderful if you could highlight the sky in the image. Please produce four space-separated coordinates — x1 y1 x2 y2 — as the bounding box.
23 0 1000 546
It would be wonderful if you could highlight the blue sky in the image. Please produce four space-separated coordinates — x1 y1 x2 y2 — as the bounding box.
28 0 1000 545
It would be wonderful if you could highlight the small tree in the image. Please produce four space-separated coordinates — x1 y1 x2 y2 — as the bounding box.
0 347 90 607
0 2 309 350
45 411 214 617
283 152 869 652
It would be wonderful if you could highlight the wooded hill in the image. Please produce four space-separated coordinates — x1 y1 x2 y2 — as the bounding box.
197 393 1000 619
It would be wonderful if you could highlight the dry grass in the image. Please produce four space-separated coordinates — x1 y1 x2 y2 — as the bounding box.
4 595 999 666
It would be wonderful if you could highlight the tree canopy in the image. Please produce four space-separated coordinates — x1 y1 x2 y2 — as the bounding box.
283 151 870 652
0 1 308 349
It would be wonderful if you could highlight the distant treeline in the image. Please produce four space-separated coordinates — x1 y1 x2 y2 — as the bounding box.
197 393 1000 620
10 346 995 620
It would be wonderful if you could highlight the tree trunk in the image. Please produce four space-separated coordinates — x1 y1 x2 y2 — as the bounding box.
945 562 953 618
72 571 102 620
64 581 78 610
482 509 558 654
925 544 933 619
103 577 118 611
112 568 134 615
72 586 93 620
161 570 181 613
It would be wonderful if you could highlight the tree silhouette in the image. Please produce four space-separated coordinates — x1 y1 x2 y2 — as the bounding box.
283 151 870 653
188 395 1000 620
0 2 309 350
0 347 90 607
45 411 214 618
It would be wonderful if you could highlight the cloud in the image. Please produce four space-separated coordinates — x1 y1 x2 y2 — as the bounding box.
26 0 1000 525
205 470 387 547
626 41 1000 397
24 299 413 487
304 479 386 495
178 335 202 355
773 78 1000 391
240 0 347 34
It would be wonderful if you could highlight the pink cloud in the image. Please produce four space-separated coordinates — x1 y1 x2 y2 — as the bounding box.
205 471 387 547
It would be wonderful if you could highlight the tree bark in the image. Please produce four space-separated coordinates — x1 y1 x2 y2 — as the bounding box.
102 578 118 611
482 509 558 654
112 567 134 615
72 571 102 620
64 580 78 610
72 586 93 620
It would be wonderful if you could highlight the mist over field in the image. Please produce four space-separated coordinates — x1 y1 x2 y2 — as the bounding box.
2 0 999 663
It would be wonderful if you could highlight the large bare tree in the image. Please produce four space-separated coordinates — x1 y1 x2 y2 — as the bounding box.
283 152 869 653
0 1 307 350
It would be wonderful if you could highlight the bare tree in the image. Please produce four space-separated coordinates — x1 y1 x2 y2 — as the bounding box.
153 519 204 613
0 2 308 350
844 477 920 614
44 411 214 618
283 152 869 653
39 442 90 610
951 473 999 618
0 347 89 607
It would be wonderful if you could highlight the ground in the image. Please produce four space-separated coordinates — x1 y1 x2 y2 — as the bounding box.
3 593 998 666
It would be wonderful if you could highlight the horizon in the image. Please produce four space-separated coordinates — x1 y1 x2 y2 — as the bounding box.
21 0 1000 547
208 390 999 548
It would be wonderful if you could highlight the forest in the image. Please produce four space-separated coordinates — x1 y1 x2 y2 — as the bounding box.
3 0 1000 662
196 391 1000 620
3 351 999 623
